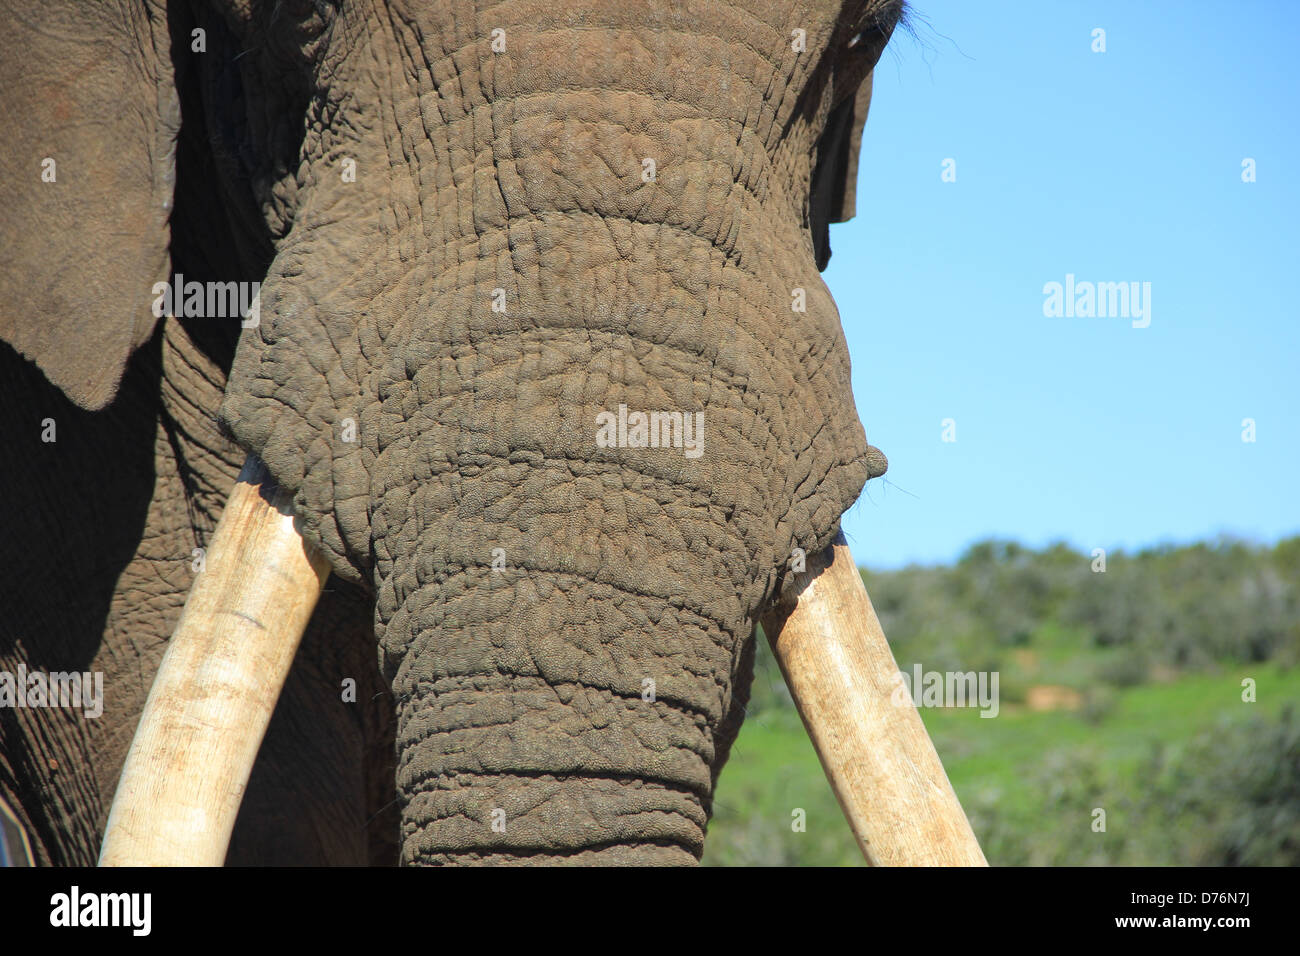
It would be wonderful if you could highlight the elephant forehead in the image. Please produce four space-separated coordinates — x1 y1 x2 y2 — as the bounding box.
363 1 860 157
381 0 857 60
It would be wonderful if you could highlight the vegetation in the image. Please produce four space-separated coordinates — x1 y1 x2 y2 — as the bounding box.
704 536 1300 866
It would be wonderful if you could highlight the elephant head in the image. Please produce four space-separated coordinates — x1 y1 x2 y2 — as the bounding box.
2 0 981 865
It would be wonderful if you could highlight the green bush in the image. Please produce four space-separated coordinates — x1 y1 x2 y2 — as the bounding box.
1156 706 1300 865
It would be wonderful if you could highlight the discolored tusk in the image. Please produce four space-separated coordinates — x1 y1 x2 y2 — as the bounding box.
0 794 34 866
761 531 987 866
99 455 331 866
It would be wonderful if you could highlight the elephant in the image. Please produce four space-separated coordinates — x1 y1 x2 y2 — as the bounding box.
0 0 943 867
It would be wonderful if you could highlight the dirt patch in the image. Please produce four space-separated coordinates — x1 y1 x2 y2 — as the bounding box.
1025 685 1084 712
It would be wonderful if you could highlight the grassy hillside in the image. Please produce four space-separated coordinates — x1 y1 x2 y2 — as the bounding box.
704 536 1300 866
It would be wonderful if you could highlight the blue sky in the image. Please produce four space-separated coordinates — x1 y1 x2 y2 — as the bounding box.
827 0 1299 569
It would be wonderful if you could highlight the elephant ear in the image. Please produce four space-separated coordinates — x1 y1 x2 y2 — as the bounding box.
0 1 179 410
809 74 875 271
810 1 904 270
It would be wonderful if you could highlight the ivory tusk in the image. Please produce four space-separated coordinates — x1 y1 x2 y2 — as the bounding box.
761 531 988 866
99 455 331 866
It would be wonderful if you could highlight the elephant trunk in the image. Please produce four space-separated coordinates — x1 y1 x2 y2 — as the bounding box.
380 511 756 864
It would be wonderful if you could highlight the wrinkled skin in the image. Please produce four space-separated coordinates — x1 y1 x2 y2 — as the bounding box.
0 0 898 865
